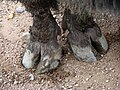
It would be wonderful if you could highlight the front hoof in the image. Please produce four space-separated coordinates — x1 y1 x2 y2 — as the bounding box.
36 60 60 74
22 49 35 68
71 45 97 62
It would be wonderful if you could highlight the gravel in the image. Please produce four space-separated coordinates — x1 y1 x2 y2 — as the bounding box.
1 0 120 90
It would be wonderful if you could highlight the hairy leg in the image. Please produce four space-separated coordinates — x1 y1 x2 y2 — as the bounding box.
62 9 108 62
22 10 62 73
36 13 62 74
32 10 62 73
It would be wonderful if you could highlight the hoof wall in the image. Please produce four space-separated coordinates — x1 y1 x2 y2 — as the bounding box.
36 60 60 74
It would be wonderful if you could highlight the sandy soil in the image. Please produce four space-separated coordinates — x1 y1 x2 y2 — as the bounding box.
0 0 120 90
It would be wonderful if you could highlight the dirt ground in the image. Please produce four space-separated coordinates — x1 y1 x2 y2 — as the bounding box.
0 0 120 90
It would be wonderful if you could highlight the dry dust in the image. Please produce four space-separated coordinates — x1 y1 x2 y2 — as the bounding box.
0 0 120 90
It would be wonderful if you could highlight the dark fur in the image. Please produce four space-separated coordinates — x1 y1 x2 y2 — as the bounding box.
13 0 59 44
58 0 120 15
10 0 118 73
29 9 60 43
62 8 106 59
15 0 120 14
23 7 62 73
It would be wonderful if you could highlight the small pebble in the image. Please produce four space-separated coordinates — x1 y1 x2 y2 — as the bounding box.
22 32 30 40
86 78 89 81
53 15 57 18
105 80 109 83
0 79 3 83
112 70 115 72
105 68 108 71
0 19 2 22
65 59 68 61
16 7 25 13
2 1 5 4
68 52 70 55
101 54 104 57
109 14 112 17
74 83 79 86
102 13 104 15
68 85 73 88
62 85 66 89
4 81 7 84
102 19 105 21
8 11 15 20
14 80 18 85
94 80 97 82
41 79 44 83
94 18 96 21
29 74 34 81
116 82 119 86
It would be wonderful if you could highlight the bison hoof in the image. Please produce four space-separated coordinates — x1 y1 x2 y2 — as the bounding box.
22 49 36 68
71 45 97 62
36 59 60 74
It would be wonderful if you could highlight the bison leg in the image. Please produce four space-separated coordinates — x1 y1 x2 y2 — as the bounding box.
35 13 62 74
62 9 108 62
